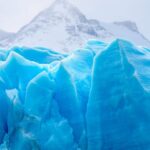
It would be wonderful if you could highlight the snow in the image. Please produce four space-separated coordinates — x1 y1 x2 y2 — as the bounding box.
0 30 14 41
101 21 150 47
0 0 149 52
0 39 150 149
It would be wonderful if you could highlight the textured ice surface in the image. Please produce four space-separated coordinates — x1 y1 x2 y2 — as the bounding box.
0 39 150 150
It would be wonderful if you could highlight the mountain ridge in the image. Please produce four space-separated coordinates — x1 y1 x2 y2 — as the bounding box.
0 0 149 52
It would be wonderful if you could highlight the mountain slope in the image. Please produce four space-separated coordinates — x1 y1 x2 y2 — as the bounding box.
0 0 150 52
0 29 14 41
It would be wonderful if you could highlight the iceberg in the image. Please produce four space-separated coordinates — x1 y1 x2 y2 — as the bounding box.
0 39 150 150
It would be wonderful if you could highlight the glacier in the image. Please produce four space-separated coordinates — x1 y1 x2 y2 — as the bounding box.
0 39 150 150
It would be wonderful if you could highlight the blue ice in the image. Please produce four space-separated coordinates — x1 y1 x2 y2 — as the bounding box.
0 39 150 150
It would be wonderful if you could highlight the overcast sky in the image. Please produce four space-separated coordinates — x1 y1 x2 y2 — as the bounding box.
0 0 150 39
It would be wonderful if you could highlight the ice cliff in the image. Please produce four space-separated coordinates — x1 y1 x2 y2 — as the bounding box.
0 39 150 150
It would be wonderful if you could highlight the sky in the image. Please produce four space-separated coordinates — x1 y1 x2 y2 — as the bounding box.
0 0 150 39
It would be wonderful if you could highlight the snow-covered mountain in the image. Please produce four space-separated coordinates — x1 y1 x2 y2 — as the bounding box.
0 29 14 41
0 0 150 52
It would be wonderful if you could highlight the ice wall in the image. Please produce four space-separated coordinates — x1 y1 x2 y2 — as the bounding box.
0 40 150 150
